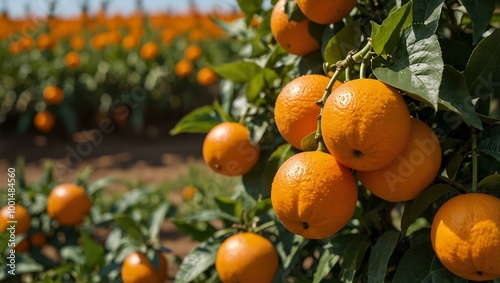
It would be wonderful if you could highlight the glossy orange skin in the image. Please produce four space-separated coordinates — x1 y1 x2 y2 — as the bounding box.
202 122 260 176
47 183 91 226
296 0 357 24
174 60 194 78
121 251 167 283
43 85 64 105
140 42 160 60
274 74 341 150
196 67 218 86
270 0 320 56
65 51 81 68
184 45 202 61
215 233 279 283
0 204 31 235
358 118 442 202
431 193 500 281
321 79 411 171
271 151 358 239
33 111 55 133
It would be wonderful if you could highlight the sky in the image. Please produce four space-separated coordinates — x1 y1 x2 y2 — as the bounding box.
2 0 270 18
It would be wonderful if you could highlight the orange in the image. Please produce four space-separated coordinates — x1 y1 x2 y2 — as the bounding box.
36 33 55 50
92 33 108 50
121 251 167 283
184 44 202 61
431 193 500 281
274 74 341 150
196 67 218 86
162 29 176 45
122 34 140 50
215 232 278 283
270 0 320 56
30 232 47 248
65 51 81 68
43 85 64 105
70 34 85 50
271 151 358 239
357 118 442 202
296 0 357 25
16 238 30 253
47 183 91 226
33 111 55 133
189 28 204 41
202 122 260 176
182 185 197 200
321 78 411 171
140 41 160 61
0 204 31 234
174 60 194 78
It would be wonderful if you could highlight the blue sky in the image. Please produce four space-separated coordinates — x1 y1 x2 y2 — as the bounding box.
3 0 268 18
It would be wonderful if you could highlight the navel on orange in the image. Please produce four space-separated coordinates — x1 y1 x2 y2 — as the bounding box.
321 78 411 171
271 151 358 239
202 122 259 176
431 193 500 281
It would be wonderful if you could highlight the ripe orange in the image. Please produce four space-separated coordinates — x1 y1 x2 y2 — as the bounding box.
33 111 55 133
43 85 64 105
357 118 442 202
296 0 357 24
271 151 358 239
215 232 279 283
92 33 108 50
321 78 411 171
65 51 81 68
0 204 31 234
16 238 30 253
46 183 91 226
36 33 55 50
202 122 260 176
270 0 320 56
182 185 197 200
122 34 140 50
30 232 47 248
70 34 85 51
162 29 176 45
431 193 500 281
121 251 167 283
174 59 194 78
140 41 160 60
196 67 218 86
274 74 341 150
184 45 202 61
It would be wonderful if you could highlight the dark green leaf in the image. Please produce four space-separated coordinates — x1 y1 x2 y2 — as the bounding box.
246 68 279 102
174 238 221 283
324 19 362 66
312 235 351 283
368 230 400 283
148 203 170 242
285 0 306 22
478 124 500 161
58 105 78 134
242 150 273 199
248 198 273 219
171 219 218 242
437 65 483 129
260 144 299 199
464 29 500 97
301 131 317 151
216 196 243 219
373 24 443 110
17 110 34 134
81 230 105 269
299 50 324 75
114 214 145 241
461 0 495 44
169 106 223 135
478 174 500 191
412 0 444 32
211 61 262 83
393 242 466 282
400 184 459 236
341 234 371 282
371 2 413 55
439 38 472 71
445 154 463 180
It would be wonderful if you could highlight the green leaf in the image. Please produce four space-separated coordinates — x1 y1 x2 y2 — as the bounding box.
400 184 459 236
148 203 170 242
246 68 279 102
212 18 249 40
412 0 444 32
114 214 145 241
285 0 306 22
464 29 500 97
248 198 273 219
373 24 443 110
461 0 495 44
439 38 472 71
341 234 371 283
299 50 324 76
312 235 351 283
324 19 362 66
81 230 105 269
393 242 466 282
437 65 483 129
174 238 221 283
368 230 400 283
87 177 115 196
184 209 241 223
371 1 413 55
478 174 500 191
237 0 263 19
445 154 463 180
171 219 218 242
211 61 262 83
300 131 317 151
478 124 500 161
216 196 244 219
169 106 223 135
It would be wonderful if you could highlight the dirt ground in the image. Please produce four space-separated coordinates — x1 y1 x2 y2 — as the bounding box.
0 125 207 281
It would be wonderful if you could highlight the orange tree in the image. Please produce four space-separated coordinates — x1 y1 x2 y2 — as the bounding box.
171 0 500 282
